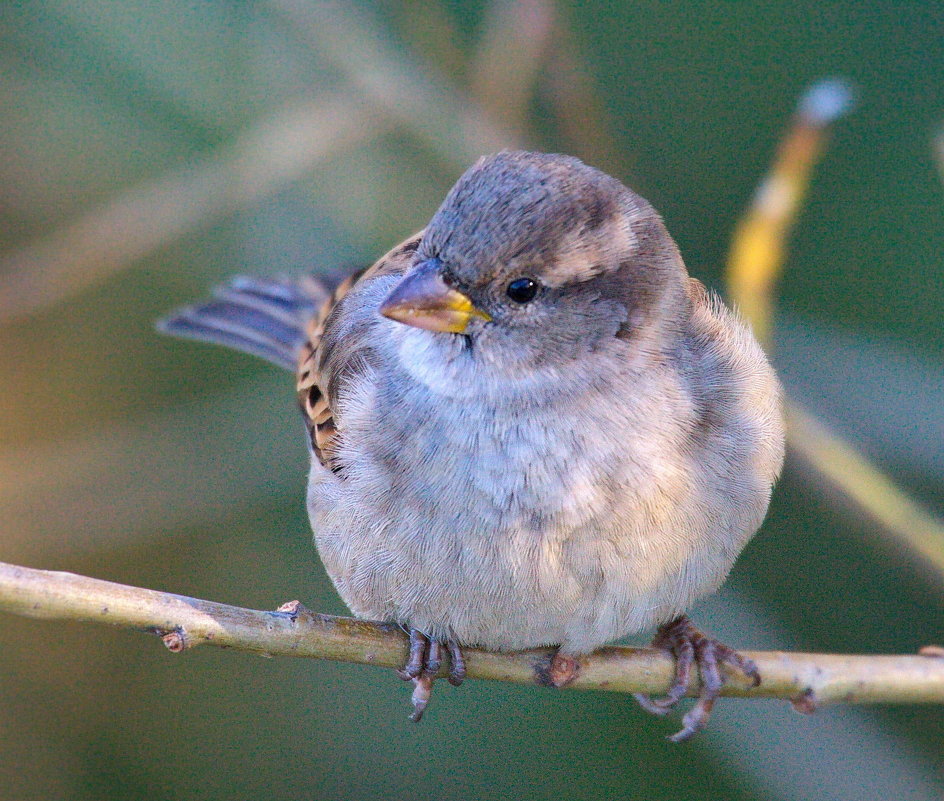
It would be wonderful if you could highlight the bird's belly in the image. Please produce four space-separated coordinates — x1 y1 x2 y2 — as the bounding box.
307 394 763 653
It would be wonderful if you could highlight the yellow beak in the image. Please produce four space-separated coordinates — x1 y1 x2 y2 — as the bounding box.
379 259 491 333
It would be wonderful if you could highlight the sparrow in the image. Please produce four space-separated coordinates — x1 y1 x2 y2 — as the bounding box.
159 151 784 740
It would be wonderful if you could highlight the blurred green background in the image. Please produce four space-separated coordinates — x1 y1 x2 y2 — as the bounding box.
1 1 943 799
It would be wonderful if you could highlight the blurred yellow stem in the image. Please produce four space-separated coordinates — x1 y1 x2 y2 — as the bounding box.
728 121 824 348
727 80 944 580
2 560 944 706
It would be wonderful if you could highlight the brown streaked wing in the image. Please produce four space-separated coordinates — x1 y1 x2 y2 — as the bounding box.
296 232 423 470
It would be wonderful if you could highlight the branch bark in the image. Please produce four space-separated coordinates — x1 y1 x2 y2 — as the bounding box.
2 560 942 709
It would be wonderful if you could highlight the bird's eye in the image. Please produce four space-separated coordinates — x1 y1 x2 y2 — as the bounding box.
505 278 539 304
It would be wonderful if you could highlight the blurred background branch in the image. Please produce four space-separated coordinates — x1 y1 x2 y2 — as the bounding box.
470 0 556 140
4 560 944 706
725 79 944 580
268 0 520 159
0 94 388 324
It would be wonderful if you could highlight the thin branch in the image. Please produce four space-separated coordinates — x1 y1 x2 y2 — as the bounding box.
2 560 943 708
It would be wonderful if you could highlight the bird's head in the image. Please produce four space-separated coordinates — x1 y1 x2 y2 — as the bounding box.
380 151 689 373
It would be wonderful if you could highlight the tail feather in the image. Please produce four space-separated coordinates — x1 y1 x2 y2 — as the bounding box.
157 275 331 371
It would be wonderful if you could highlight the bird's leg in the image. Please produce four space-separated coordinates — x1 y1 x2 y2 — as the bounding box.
634 614 760 742
396 629 466 721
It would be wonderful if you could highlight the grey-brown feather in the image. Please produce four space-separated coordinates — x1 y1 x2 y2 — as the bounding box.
307 153 783 652
157 275 332 371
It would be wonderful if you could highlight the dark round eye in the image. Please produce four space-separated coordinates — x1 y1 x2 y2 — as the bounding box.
505 277 539 304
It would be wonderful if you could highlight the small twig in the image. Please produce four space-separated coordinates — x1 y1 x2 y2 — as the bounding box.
2 560 944 706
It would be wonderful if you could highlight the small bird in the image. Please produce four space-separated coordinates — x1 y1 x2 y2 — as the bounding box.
159 151 784 740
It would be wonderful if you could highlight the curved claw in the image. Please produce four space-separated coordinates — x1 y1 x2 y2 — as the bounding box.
397 628 428 681
668 695 717 743
447 640 466 686
635 630 695 713
397 629 466 720
633 692 675 716
409 674 434 722
633 615 760 742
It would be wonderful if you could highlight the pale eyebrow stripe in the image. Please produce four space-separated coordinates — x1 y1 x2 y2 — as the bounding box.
539 219 637 287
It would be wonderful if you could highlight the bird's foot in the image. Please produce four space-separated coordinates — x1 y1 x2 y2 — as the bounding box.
396 629 466 722
634 614 760 742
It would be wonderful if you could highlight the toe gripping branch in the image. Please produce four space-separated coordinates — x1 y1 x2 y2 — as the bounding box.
634 615 761 742
397 629 466 721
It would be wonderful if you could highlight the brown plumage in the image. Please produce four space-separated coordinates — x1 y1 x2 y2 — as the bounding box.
296 235 422 469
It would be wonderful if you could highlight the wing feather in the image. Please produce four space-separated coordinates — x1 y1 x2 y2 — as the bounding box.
296 232 422 470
